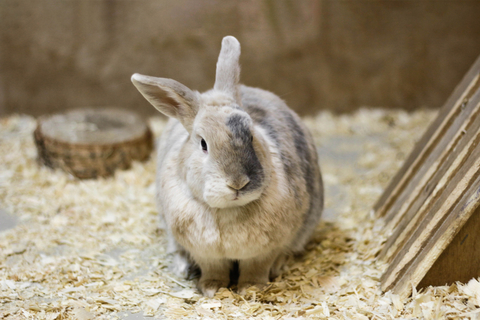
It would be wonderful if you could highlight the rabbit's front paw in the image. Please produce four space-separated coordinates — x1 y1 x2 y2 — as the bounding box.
171 252 191 279
197 278 229 298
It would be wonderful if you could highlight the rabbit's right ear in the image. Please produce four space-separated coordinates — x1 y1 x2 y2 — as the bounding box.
214 36 241 104
131 73 199 131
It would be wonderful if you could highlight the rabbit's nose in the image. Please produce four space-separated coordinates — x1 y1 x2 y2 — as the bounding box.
227 177 250 191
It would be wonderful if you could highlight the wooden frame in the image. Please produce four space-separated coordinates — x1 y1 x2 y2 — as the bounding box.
375 55 480 299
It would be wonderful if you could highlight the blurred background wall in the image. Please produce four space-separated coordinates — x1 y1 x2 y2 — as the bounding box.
1 0 480 117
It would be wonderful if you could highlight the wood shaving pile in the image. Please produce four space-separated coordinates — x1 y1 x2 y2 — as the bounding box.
1 109 479 319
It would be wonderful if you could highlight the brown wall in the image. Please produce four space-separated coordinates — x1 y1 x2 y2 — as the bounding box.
1 1 480 117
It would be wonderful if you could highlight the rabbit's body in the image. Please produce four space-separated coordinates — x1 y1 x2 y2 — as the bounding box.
132 36 323 297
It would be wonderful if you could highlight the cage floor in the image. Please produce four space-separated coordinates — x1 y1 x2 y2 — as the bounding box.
2 109 480 319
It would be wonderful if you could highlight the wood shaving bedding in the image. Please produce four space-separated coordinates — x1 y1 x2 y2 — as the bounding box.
1 109 479 319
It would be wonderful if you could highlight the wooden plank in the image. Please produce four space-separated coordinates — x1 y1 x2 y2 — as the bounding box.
379 92 480 262
382 84 480 233
380 139 480 298
417 207 480 288
374 56 480 219
386 172 480 299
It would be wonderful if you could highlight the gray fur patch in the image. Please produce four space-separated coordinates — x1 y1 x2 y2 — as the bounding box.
245 104 267 123
283 112 314 195
283 111 323 251
258 116 299 195
227 114 252 144
226 114 264 191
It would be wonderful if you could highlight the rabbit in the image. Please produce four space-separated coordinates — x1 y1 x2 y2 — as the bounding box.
131 36 323 297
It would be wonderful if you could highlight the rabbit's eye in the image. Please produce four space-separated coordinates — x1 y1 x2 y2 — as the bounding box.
201 139 208 153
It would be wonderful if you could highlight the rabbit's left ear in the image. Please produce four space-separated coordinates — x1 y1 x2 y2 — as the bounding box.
131 74 199 132
214 36 241 104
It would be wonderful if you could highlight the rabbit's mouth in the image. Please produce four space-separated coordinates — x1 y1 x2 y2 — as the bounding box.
202 175 265 208
204 188 262 209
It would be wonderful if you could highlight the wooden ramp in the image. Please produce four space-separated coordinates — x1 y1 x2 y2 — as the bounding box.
375 55 480 299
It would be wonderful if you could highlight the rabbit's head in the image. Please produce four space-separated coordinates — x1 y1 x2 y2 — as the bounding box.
132 36 271 209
